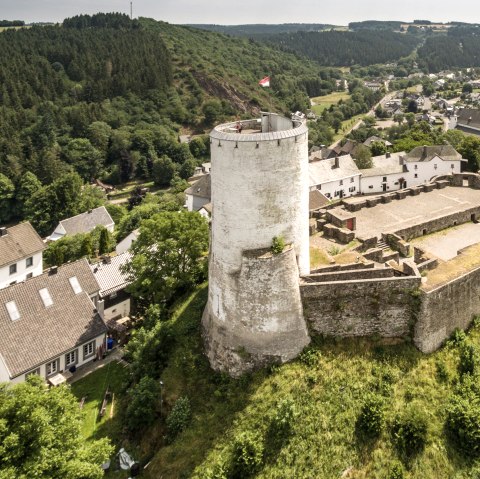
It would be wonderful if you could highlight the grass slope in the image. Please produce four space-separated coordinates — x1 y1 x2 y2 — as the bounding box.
137 285 480 479
311 91 351 114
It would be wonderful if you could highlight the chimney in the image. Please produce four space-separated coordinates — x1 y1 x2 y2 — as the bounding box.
386 152 391 158
96 299 105 320
0 227 7 237
423 145 427 158
49 266 58 275
334 157 340 168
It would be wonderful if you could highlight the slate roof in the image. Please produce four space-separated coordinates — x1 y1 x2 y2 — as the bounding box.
309 190 330 210
57 206 114 236
309 155 361 187
0 222 45 268
90 252 133 297
185 174 211 199
0 259 104 378
361 152 407 177
403 145 462 163
457 108 480 130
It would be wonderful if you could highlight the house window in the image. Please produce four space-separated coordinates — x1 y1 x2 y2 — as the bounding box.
9 264 16 275
434 164 438 169
46 359 59 377
383 177 387 182
65 350 77 368
110 292 117 299
414 165 418 170
414 174 418 178
339 180 343 186
451 164 455 169
369 185 373 189
350 177 354 183
26 257 33 268
26 273 33 279
39 288 53 307
83 340 95 359
317 184 321 190
69 276 82 295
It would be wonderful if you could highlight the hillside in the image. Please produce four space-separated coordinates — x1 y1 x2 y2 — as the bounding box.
257 30 421 67
185 23 335 36
117 285 480 479
418 26 480 71
0 15 342 226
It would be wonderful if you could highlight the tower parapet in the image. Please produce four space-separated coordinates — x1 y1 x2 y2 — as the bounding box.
203 112 311 376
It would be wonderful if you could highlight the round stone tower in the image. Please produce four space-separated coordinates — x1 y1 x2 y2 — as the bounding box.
202 112 311 376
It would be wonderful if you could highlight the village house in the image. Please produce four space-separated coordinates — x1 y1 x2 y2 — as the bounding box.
48 206 115 241
360 152 407 193
90 252 133 322
456 108 480 136
0 222 46 290
116 229 140 255
185 174 211 212
309 155 361 200
0 259 107 384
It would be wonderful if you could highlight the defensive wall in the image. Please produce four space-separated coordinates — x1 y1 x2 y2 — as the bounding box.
301 173 480 353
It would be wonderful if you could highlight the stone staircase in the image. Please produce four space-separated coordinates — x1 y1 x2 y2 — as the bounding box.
377 239 390 252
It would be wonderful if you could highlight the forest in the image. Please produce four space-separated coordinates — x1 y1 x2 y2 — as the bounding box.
188 23 333 36
418 26 480 71
0 14 344 231
260 30 420 66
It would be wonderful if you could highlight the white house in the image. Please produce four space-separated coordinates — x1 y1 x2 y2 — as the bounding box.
49 206 114 241
91 253 132 321
360 152 408 193
0 222 46 290
116 229 140 255
0 259 107 384
185 174 211 212
309 155 361 200
360 146 464 194
402 145 464 183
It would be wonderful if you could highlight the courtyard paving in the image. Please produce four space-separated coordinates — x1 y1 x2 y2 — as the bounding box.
345 186 480 239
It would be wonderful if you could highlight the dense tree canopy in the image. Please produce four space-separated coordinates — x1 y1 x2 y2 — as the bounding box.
0 376 112 479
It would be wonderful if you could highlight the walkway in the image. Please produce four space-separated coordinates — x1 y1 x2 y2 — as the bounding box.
69 348 125 384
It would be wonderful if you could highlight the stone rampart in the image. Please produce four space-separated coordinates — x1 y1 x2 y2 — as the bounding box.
302 275 421 338
415 266 480 352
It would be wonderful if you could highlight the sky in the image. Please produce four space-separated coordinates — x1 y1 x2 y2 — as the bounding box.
1 0 480 26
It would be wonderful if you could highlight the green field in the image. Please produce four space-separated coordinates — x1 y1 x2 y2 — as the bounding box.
311 91 351 114
124 284 480 479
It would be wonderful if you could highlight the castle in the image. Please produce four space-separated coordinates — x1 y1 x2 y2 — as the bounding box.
203 112 480 376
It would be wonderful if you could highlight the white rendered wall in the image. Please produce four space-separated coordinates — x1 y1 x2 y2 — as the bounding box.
313 175 360 200
405 157 461 185
104 299 130 320
360 172 406 193
210 127 310 277
0 251 43 290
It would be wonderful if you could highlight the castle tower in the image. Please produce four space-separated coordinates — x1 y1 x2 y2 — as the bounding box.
202 112 311 376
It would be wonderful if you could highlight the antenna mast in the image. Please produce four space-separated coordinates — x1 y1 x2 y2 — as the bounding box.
130 1 133 19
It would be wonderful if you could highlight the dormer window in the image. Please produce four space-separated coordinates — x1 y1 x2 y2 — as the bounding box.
6 301 20 321
69 276 82 295
39 288 53 307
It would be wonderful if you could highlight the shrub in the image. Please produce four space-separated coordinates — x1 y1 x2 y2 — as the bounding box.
356 394 385 439
230 431 264 478
391 406 428 459
446 378 480 457
267 399 296 447
387 461 404 479
125 376 160 433
166 396 192 441
271 236 285 255
447 328 467 348
459 343 480 376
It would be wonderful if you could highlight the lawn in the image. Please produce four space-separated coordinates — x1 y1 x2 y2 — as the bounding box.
136 283 480 479
311 91 351 115
332 113 366 143
70 360 130 442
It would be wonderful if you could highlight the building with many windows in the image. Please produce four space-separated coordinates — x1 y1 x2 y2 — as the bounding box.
0 259 107 384
0 222 45 290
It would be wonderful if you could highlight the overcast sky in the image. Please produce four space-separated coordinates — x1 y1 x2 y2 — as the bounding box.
1 0 479 25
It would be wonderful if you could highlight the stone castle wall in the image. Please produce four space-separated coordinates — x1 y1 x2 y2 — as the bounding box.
301 275 421 338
